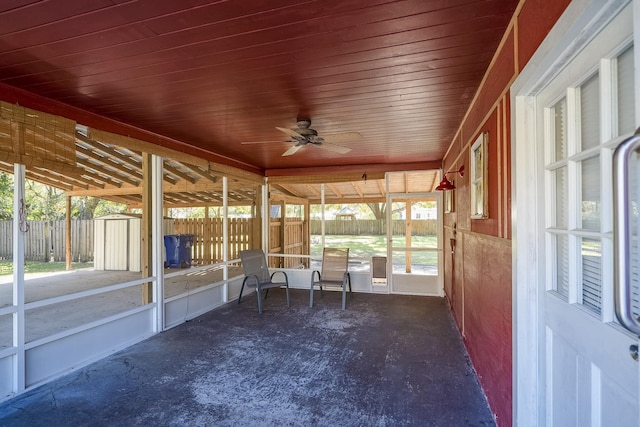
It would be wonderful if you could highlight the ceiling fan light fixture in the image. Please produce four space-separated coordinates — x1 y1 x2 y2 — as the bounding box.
297 127 318 137
274 117 358 156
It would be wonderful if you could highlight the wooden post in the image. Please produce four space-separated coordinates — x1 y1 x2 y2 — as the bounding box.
204 205 211 264
252 186 262 250
304 199 310 267
279 201 285 267
65 196 72 270
141 153 153 304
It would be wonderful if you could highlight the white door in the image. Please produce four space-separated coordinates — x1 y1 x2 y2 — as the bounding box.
387 193 443 296
104 219 128 270
514 0 639 425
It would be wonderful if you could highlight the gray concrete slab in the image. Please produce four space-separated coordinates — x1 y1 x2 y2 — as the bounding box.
0 289 496 426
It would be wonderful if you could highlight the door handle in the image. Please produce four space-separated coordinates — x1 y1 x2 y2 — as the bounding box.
613 130 640 336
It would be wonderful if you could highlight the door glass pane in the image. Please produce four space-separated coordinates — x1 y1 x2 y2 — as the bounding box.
555 166 568 228
391 249 438 276
581 156 600 230
391 201 406 243
581 74 600 150
390 199 438 275
391 200 438 249
618 45 635 136
632 153 640 319
553 98 567 162
556 234 570 300
630 232 639 320
581 238 602 315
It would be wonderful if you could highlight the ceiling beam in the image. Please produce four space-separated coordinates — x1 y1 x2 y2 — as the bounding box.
76 144 142 181
163 163 197 184
270 184 300 199
351 182 364 198
266 162 441 182
25 170 75 191
326 183 343 199
191 167 220 183
76 158 136 186
306 197 387 204
269 193 310 205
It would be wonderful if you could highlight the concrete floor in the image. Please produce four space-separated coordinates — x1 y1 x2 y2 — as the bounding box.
0 289 496 426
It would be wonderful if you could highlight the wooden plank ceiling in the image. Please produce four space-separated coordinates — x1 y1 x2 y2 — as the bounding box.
0 0 518 206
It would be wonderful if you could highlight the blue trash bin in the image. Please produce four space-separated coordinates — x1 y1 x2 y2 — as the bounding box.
178 234 194 268
164 235 180 268
164 234 194 269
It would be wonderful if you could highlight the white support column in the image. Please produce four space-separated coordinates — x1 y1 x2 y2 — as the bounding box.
13 163 26 393
222 176 229 302
151 155 164 332
262 182 269 253
320 183 326 248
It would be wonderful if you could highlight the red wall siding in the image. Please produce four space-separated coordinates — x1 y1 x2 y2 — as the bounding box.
517 0 572 71
461 29 516 146
440 1 571 425
463 233 512 426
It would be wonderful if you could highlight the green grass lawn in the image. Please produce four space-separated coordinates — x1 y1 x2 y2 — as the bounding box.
0 261 94 276
0 235 438 276
311 234 438 265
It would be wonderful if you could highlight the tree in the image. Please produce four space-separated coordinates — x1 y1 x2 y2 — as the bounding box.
25 180 65 220
366 203 386 220
0 173 132 220
75 196 127 219
0 172 12 219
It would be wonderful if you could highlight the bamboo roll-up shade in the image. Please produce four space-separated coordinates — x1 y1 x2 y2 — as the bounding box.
0 101 77 170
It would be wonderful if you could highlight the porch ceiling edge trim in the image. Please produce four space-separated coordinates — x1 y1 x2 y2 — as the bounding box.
266 161 441 183
0 82 265 177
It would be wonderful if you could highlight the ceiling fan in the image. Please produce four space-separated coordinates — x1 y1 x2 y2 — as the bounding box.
243 118 362 156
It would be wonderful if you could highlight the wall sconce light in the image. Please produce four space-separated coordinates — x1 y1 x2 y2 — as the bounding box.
435 165 465 191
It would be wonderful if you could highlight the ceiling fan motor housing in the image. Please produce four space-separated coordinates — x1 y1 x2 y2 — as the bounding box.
296 118 312 128
297 127 318 138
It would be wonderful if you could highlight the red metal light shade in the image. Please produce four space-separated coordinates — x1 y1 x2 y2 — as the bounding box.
436 165 465 191
435 175 456 191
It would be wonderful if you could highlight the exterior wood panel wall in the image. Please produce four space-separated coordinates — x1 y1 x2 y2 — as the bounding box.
441 1 571 425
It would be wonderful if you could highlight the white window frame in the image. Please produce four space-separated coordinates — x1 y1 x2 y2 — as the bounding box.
470 132 488 219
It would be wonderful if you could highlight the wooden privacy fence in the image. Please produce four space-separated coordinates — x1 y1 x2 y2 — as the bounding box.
0 218 257 266
269 218 308 268
0 220 93 262
1 218 431 265
310 219 437 236
173 217 255 265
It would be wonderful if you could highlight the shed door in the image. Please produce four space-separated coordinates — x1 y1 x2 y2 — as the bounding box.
516 1 639 425
104 219 128 270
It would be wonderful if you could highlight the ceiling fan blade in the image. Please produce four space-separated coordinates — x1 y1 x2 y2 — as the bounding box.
282 144 303 156
240 140 285 145
320 132 362 143
276 127 303 138
315 142 351 154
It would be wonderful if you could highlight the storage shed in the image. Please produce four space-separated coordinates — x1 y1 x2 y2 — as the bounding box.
94 213 175 272
334 207 357 220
